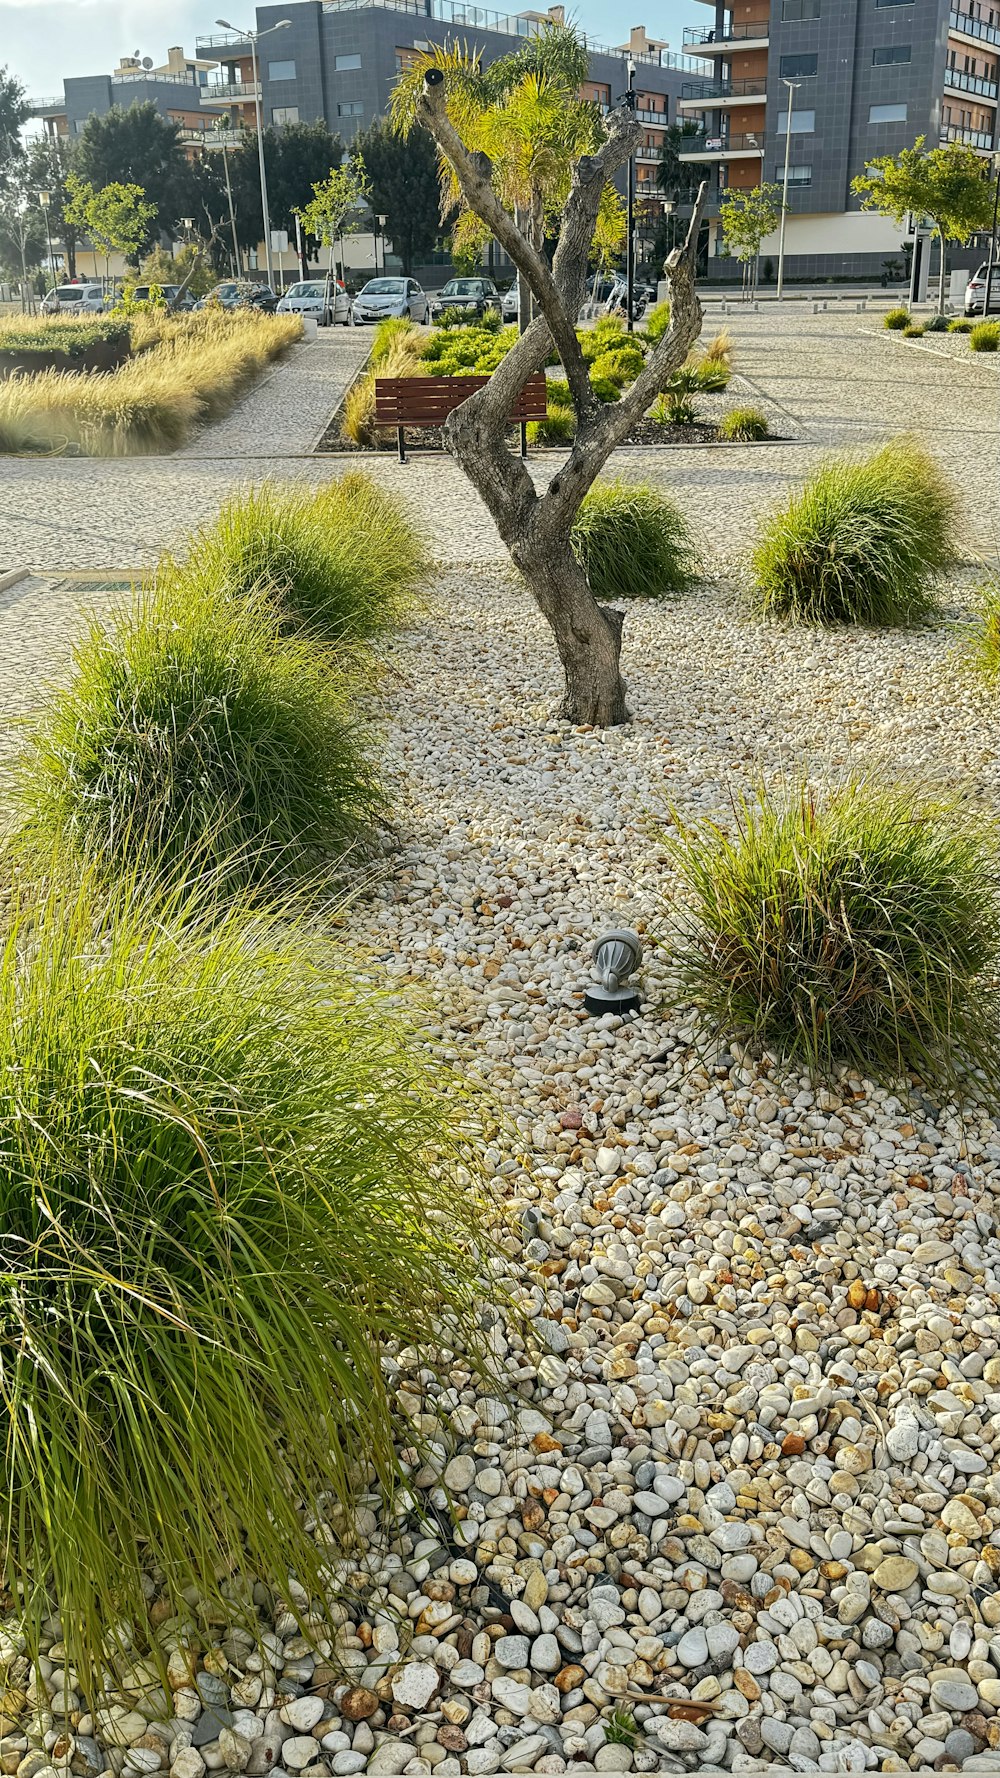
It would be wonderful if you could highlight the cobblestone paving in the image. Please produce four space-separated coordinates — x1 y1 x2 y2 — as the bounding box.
177 328 369 460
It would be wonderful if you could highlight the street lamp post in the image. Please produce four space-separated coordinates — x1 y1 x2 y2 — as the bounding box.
776 77 800 301
214 115 242 275
378 212 387 273
624 55 636 334
984 148 1000 321
36 188 54 288
216 16 291 289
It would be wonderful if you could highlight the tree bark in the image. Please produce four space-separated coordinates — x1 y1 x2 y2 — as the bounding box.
513 540 628 724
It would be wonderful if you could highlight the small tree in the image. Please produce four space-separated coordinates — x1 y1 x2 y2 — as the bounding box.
0 168 45 305
719 182 783 297
396 60 706 726
354 118 442 275
65 175 157 287
852 136 993 314
295 160 366 287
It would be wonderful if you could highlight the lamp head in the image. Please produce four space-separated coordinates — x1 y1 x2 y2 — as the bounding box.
584 929 642 1017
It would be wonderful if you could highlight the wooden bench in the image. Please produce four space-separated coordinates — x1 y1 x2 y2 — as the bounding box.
373 371 548 463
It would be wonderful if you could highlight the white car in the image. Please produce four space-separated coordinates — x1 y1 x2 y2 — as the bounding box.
351 277 429 325
964 262 1000 317
277 278 351 326
501 284 519 321
41 283 106 316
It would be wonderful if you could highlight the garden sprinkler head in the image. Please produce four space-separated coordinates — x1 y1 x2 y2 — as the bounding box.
584 928 642 1017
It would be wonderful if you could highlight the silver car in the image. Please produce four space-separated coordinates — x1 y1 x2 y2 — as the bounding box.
277 278 351 326
351 277 429 325
40 283 106 316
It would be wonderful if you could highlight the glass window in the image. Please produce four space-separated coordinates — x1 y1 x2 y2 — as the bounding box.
774 163 812 183
271 105 299 123
780 53 818 76
873 43 911 63
777 108 816 131
869 100 908 120
781 0 820 17
875 0 914 7
269 59 296 79
338 100 364 115
335 53 362 70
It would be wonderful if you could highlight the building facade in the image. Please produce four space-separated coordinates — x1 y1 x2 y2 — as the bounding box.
31 47 230 147
677 0 1000 278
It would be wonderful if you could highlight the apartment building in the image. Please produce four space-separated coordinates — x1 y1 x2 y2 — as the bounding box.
30 47 232 149
677 0 1000 278
196 0 709 210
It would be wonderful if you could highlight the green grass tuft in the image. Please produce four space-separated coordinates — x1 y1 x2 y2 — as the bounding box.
883 307 909 330
0 870 489 1690
949 318 974 333
545 376 574 409
16 581 386 891
644 301 670 343
605 1708 638 1749
571 481 697 599
527 405 576 443
718 405 769 442
901 322 925 338
967 571 1000 680
970 320 1000 352
748 440 954 626
662 774 1000 1093
162 476 425 647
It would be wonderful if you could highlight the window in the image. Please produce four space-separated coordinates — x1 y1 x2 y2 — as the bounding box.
875 0 913 7
335 53 361 70
781 0 820 17
338 99 363 116
780 52 818 76
269 59 296 80
271 104 299 123
873 43 911 62
869 100 907 120
774 163 812 184
777 107 816 131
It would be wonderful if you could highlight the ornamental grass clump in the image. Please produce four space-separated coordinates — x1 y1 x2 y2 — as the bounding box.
16 582 385 891
749 440 954 626
718 405 769 442
527 404 576 444
0 872 488 1688
884 307 909 330
970 321 1000 352
967 571 1000 681
644 301 671 344
662 775 1000 1092
163 476 425 646
571 481 697 599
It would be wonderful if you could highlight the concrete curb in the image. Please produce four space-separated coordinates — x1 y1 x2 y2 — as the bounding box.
0 567 29 593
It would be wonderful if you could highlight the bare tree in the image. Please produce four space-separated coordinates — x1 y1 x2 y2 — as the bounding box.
417 67 706 726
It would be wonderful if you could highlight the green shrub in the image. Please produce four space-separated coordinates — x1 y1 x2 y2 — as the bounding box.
0 317 131 359
597 342 646 385
718 405 770 442
884 307 909 330
17 582 385 890
165 477 425 646
902 322 925 338
527 404 576 443
650 390 697 426
663 774 1000 1091
571 481 697 598
437 304 499 329
749 440 954 626
546 376 573 409
968 572 1000 680
970 321 1000 352
0 871 487 1687
924 313 948 332
949 318 973 333
589 350 628 388
644 301 670 344
589 373 620 403
689 358 730 392
370 315 417 366
592 313 626 343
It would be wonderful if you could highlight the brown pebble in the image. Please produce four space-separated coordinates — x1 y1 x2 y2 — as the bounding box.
781 1433 806 1455
554 1665 585 1692
437 1728 468 1753
340 1687 380 1722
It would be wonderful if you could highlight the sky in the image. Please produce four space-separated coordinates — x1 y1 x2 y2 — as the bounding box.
1 0 707 97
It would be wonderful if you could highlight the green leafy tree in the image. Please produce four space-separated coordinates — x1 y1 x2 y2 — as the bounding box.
75 102 184 249
656 121 704 206
1 66 30 193
295 159 366 283
0 165 45 290
719 182 783 292
27 135 81 279
140 241 217 297
230 120 344 256
852 135 994 313
354 117 441 274
65 175 157 284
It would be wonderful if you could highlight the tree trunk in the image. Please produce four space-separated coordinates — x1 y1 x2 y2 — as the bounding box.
512 536 629 725
937 227 946 315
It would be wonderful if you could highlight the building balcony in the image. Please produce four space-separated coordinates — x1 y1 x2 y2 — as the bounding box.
941 121 996 147
111 68 196 86
678 130 765 160
28 95 66 115
949 8 1000 47
202 79 261 101
684 22 770 53
944 66 999 101
635 146 663 163
635 108 668 123
197 29 252 51
678 78 767 110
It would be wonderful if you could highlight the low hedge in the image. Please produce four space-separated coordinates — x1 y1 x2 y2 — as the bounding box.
0 319 132 381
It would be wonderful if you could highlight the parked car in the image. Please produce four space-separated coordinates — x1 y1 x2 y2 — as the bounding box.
127 283 196 311
501 283 519 321
964 263 1000 316
195 281 279 313
40 283 106 316
351 277 429 325
428 276 501 320
277 277 351 326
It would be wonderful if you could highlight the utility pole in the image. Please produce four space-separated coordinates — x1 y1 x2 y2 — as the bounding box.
215 118 242 275
625 55 636 334
776 78 800 301
984 148 1000 319
216 16 292 288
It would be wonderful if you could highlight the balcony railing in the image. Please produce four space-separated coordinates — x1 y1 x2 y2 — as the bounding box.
28 95 66 112
680 77 767 100
678 130 766 155
949 8 1000 46
112 68 196 86
196 30 251 48
684 21 771 46
941 121 996 146
944 65 999 98
202 80 261 100
635 107 668 122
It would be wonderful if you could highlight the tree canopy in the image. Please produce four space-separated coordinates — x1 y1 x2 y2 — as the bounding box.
27 136 81 278
0 66 31 192
354 118 441 273
719 182 783 261
656 121 704 207
65 174 157 274
852 135 994 310
229 119 344 250
74 102 185 249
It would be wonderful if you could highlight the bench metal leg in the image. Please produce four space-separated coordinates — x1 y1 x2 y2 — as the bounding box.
397 425 406 464
520 420 528 459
